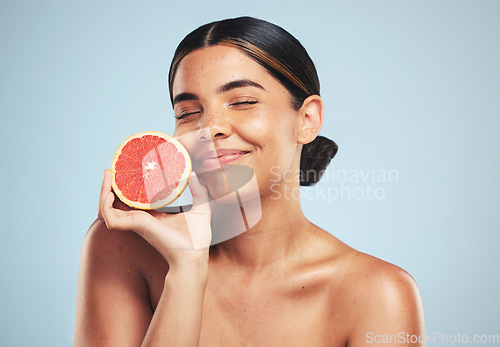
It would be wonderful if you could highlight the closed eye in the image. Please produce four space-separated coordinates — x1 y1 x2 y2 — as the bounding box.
175 111 200 120
229 100 258 107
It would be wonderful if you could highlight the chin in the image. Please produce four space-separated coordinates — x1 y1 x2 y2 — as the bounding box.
196 164 260 202
199 164 263 245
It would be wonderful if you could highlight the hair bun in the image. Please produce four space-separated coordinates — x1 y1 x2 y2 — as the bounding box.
300 136 338 186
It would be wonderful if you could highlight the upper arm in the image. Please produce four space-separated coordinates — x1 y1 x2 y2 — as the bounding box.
348 264 425 347
75 220 153 347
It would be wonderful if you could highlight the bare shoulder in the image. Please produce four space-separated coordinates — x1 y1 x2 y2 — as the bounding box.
318 231 425 345
75 219 162 346
81 218 156 266
312 228 421 305
343 250 421 303
78 218 167 308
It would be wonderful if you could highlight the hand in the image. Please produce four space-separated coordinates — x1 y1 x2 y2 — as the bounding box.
98 169 212 267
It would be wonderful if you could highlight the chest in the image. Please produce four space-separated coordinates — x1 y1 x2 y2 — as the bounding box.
197 273 347 346
146 263 349 346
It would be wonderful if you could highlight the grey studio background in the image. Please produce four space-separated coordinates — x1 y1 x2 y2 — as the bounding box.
1 1 499 346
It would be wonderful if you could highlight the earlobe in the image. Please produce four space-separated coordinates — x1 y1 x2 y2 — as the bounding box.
298 95 324 144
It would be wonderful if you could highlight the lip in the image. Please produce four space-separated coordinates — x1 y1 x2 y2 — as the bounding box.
198 148 250 170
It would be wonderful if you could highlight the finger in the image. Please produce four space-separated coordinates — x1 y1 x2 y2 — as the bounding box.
188 171 210 212
113 193 133 211
98 169 112 220
101 191 135 231
101 190 153 234
100 190 117 229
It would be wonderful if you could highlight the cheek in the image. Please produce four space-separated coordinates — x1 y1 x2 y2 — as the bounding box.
238 116 271 146
235 107 296 149
173 124 191 139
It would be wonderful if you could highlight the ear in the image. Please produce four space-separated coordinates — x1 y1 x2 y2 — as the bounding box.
297 95 324 145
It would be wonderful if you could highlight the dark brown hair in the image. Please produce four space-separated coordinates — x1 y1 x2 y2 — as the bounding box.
169 16 338 186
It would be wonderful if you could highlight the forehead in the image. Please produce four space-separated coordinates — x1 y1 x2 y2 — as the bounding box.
172 45 280 95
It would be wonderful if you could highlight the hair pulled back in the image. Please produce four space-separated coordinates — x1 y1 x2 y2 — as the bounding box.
169 16 337 186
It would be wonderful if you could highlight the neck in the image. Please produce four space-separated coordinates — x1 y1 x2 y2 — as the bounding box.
209 183 312 271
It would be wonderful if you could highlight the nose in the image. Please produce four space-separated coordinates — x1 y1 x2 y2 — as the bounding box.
197 108 232 141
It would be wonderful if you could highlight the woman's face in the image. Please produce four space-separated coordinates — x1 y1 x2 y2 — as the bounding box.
172 45 302 198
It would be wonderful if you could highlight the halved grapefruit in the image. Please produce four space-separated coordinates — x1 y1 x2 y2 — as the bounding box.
110 131 192 210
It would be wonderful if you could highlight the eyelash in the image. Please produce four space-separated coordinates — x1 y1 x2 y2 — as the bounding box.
175 101 258 119
230 100 258 106
175 111 200 120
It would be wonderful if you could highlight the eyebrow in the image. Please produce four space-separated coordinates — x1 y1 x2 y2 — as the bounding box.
217 79 266 94
173 92 198 106
172 79 266 106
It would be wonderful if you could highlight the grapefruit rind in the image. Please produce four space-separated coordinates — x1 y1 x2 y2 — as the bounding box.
110 131 192 210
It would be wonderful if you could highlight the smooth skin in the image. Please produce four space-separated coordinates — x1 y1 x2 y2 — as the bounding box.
75 45 425 346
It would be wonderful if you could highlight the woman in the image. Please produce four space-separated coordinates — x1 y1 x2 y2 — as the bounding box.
75 17 424 346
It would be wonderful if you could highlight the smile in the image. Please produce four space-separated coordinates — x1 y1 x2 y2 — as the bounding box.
199 149 250 170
